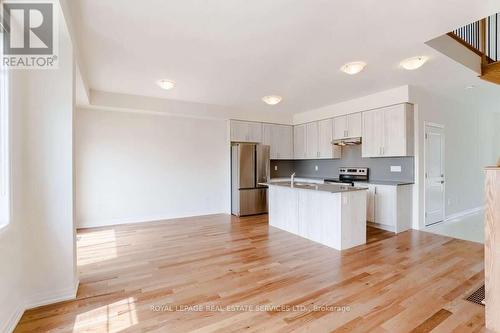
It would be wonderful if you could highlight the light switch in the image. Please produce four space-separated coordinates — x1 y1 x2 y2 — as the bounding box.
274 165 278 171
315 165 319 171
390 165 402 172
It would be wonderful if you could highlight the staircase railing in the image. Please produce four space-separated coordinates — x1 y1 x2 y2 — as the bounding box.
450 13 499 63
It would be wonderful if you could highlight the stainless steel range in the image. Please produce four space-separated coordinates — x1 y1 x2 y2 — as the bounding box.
325 167 369 186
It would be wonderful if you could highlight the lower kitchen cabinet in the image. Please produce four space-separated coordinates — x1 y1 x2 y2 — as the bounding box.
354 183 413 233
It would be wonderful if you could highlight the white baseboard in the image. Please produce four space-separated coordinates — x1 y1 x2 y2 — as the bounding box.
77 211 227 229
445 206 484 222
24 279 79 310
367 222 395 233
1 280 80 332
1 302 24 333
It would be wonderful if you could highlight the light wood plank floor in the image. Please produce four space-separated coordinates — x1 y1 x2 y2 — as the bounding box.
15 214 486 332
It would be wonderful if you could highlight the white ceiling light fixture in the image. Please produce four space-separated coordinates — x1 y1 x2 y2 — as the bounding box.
340 61 367 75
465 85 476 90
400 56 429 70
262 95 283 105
156 79 176 90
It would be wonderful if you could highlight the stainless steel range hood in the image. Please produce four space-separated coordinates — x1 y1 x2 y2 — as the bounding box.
332 137 362 146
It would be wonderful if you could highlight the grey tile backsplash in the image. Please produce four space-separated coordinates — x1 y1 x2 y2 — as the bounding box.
270 145 414 182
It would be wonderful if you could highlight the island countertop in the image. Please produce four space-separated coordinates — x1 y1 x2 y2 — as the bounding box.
260 181 368 193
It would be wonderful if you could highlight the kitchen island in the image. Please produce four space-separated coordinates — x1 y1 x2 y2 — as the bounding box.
264 181 367 250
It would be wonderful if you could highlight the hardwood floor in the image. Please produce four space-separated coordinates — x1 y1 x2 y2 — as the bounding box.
15 214 486 332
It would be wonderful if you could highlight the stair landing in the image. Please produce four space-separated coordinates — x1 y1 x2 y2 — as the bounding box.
481 61 500 84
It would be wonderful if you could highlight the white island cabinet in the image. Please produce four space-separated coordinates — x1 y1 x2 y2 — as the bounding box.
266 182 367 250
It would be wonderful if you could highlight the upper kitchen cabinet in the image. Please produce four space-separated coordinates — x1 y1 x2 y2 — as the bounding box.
230 120 263 142
262 124 293 160
295 120 341 159
293 124 307 159
362 104 414 157
305 122 319 159
317 119 341 159
333 113 362 140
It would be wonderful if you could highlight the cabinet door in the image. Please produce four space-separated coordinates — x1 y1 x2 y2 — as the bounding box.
305 122 319 159
293 125 307 159
230 120 249 142
366 185 376 222
247 122 263 143
374 185 395 226
333 116 347 140
262 124 276 158
317 119 333 159
354 183 375 222
361 110 384 157
383 105 406 157
278 125 293 159
347 113 362 138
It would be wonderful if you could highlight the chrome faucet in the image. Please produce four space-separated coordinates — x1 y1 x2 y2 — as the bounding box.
290 172 296 186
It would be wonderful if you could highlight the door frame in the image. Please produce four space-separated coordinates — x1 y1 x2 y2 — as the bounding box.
424 122 445 226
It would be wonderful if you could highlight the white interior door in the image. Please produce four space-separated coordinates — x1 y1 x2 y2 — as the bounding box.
425 124 445 226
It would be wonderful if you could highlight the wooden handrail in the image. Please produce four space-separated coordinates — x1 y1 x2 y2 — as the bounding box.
451 14 499 63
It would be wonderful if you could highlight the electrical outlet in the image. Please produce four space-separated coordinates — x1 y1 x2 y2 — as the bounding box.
315 165 319 171
274 165 278 171
390 165 402 172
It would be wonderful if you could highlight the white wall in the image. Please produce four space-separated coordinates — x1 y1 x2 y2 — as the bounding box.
410 86 500 229
292 85 410 124
75 108 230 228
0 3 77 331
88 90 294 124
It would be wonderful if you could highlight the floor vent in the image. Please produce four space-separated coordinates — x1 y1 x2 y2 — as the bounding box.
466 285 485 306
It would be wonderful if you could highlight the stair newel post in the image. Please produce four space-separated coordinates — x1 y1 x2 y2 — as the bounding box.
481 18 488 65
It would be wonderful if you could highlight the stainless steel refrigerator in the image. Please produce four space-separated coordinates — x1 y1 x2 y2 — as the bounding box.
231 143 270 216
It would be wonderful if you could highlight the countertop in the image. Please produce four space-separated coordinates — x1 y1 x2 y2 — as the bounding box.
350 180 413 186
270 177 414 186
261 181 368 193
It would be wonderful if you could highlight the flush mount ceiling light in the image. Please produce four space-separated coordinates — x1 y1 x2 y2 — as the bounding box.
156 79 176 90
262 95 283 105
400 56 429 70
340 61 367 75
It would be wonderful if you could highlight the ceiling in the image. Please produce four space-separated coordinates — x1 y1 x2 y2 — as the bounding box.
69 0 500 114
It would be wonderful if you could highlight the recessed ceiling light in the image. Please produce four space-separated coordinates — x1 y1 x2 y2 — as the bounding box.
400 56 428 70
156 79 176 90
262 95 283 105
465 85 476 90
340 61 367 75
